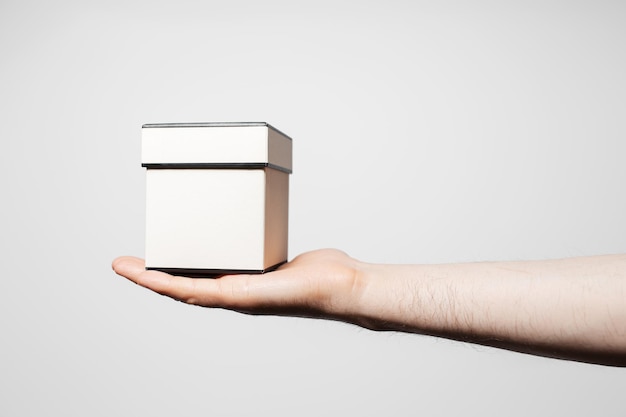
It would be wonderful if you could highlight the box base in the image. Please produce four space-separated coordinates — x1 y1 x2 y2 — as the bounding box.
145 260 287 278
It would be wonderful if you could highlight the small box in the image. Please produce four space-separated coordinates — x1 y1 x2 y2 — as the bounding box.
142 122 292 277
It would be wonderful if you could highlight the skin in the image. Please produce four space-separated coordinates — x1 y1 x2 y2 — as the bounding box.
112 249 626 366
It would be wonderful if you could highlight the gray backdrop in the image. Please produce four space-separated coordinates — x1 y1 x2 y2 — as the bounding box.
1 1 625 415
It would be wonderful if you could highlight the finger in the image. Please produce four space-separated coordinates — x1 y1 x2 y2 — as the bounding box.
111 256 147 281
112 256 315 311
112 256 222 305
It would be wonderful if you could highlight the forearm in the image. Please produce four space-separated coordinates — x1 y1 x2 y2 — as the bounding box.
350 255 626 365
113 250 626 366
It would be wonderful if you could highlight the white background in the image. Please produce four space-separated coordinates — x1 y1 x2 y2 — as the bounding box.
1 1 625 415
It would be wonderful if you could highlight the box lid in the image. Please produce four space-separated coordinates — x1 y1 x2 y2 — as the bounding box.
141 122 292 173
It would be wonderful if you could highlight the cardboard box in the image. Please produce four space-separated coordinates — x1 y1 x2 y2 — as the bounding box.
142 122 292 277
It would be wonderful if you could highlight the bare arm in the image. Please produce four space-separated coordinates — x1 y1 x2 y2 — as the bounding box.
112 250 626 366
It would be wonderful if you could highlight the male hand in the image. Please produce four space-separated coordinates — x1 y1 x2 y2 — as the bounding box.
112 249 365 320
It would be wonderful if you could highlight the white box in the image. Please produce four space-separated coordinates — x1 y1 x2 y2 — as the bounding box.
142 122 292 277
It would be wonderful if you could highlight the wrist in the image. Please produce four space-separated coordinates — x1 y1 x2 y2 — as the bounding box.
347 262 426 332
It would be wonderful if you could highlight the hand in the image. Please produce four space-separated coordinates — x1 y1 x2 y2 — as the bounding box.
112 249 366 321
